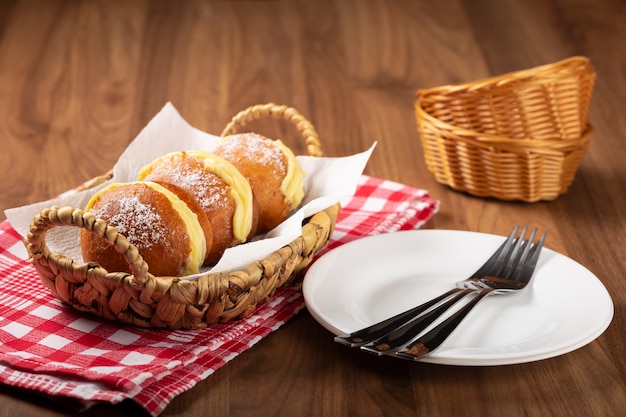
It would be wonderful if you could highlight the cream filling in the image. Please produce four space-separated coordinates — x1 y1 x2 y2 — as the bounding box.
85 181 207 276
137 154 168 179
187 151 254 243
274 139 306 210
146 181 206 275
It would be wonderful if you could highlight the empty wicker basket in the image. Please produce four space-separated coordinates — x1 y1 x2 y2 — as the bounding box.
416 56 596 202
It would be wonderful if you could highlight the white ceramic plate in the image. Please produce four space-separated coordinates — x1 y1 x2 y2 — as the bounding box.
303 230 614 366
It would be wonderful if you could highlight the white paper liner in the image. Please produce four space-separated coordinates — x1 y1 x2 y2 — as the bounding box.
5 103 375 279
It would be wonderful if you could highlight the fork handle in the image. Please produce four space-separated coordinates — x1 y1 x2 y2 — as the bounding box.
395 288 493 360
361 288 476 355
334 287 465 347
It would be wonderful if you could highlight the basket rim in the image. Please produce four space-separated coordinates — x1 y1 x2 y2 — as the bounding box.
416 56 595 97
415 101 592 150
27 203 340 282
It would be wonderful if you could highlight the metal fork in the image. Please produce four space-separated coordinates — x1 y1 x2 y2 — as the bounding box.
375 227 546 360
334 225 523 348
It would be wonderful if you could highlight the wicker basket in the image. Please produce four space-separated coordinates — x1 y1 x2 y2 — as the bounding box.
416 56 596 202
25 103 339 330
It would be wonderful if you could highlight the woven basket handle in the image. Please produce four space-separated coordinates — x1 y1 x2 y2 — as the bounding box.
26 206 150 286
220 103 323 157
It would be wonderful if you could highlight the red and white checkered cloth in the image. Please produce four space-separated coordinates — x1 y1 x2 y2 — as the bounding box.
0 175 438 415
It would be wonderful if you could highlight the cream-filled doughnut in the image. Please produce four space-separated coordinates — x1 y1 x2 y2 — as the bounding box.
138 151 258 265
80 181 211 277
213 132 305 233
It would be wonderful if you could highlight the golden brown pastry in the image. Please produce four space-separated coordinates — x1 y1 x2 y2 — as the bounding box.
81 181 211 277
138 151 258 265
213 132 305 233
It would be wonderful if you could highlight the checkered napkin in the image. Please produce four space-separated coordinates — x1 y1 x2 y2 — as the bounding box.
0 175 438 416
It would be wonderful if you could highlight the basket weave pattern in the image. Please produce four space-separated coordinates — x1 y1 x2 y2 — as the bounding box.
416 56 596 201
25 104 339 330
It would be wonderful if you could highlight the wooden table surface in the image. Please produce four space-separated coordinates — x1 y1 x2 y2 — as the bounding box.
1 0 624 416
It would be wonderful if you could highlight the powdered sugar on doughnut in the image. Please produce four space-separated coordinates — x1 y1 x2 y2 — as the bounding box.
90 196 167 249
146 157 229 211
217 133 286 177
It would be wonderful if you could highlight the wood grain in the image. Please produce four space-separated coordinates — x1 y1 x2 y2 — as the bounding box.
1 0 625 415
